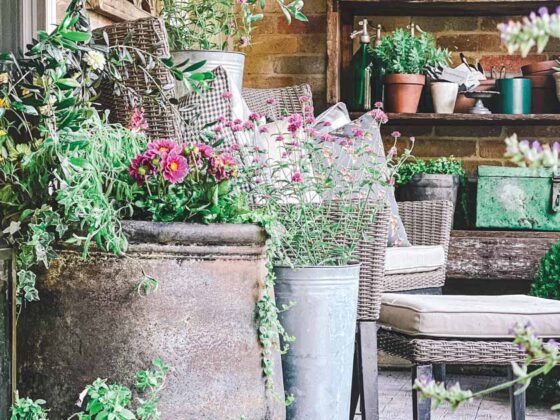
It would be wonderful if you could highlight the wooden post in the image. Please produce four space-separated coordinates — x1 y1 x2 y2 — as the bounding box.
412 365 432 420
508 367 526 420
326 0 340 105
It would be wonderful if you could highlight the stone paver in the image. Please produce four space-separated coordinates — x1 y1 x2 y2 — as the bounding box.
355 370 560 420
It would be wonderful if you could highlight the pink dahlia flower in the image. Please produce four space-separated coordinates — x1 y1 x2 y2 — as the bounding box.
129 154 155 185
146 139 181 158
162 152 189 183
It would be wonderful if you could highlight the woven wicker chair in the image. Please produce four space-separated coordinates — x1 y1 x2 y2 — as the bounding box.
95 18 183 141
385 200 455 294
242 84 313 119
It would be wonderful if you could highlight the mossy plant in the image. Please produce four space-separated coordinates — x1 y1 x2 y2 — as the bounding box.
527 241 560 403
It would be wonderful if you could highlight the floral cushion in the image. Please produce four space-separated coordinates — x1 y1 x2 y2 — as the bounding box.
327 113 411 247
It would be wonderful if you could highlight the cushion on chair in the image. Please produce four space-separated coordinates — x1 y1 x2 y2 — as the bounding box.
385 245 445 275
379 294 560 339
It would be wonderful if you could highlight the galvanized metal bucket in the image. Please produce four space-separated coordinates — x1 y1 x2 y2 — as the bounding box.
274 264 360 420
172 50 245 97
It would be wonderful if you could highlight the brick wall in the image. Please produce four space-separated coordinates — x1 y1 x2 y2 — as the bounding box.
243 0 328 112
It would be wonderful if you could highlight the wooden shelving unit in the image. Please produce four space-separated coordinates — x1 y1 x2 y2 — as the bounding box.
348 112 560 125
327 0 560 116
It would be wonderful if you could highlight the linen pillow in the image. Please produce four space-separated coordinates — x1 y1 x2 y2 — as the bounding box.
314 102 352 135
326 113 411 247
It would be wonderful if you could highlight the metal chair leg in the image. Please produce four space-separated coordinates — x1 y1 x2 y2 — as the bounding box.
432 364 446 383
357 321 379 420
349 329 360 419
412 364 432 420
508 367 526 420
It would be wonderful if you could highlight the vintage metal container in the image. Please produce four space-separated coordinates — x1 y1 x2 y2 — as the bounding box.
274 264 360 420
476 166 560 231
17 222 285 419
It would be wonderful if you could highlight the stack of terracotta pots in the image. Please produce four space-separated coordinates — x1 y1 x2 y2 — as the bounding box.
521 60 560 114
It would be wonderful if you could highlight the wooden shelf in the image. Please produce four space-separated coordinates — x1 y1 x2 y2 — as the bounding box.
348 112 560 125
336 0 559 16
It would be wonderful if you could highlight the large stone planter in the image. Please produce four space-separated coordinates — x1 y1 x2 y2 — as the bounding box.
17 222 284 419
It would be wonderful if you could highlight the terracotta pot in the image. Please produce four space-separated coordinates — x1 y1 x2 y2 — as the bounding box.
384 74 426 113
521 60 557 76
454 79 497 113
526 75 560 113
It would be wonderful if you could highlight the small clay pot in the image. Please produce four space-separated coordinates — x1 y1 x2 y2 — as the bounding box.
521 60 557 76
454 79 497 113
384 74 426 113
526 75 560 114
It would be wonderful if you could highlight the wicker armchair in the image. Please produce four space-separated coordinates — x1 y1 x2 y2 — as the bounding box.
242 84 313 119
384 200 454 293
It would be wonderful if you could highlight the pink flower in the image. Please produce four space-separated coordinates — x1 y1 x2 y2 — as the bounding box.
368 108 388 124
287 114 303 133
259 126 269 134
146 139 181 158
291 172 303 183
230 144 241 151
275 135 285 142
410 136 416 143
249 112 262 121
391 131 401 138
243 121 255 130
353 128 365 138
305 116 316 124
162 152 189 183
298 95 311 103
319 133 336 143
222 91 233 100
209 154 238 181
129 154 155 185
374 101 384 108
193 143 214 159
239 37 249 48
266 97 277 105
129 107 148 133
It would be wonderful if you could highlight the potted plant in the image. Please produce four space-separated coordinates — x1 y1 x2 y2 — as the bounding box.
2 2 286 418
394 157 464 209
231 104 398 418
161 0 307 94
374 28 451 113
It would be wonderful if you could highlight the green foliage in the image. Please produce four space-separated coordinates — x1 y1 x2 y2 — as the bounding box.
528 241 560 403
162 0 307 50
532 241 560 300
10 393 49 420
394 156 465 186
1 117 145 304
373 29 451 75
11 359 169 420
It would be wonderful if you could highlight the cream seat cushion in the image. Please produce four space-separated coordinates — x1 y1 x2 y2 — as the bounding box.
385 245 445 275
379 294 560 339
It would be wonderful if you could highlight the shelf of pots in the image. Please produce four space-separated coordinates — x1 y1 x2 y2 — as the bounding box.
161 0 307 96
1 2 287 418
348 112 560 125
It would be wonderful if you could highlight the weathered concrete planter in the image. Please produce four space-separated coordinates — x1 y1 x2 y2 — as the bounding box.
17 222 285 419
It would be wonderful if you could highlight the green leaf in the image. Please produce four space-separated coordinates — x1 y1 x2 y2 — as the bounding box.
56 78 80 89
60 31 91 42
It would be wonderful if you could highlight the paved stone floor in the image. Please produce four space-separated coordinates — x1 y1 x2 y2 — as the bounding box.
367 370 560 420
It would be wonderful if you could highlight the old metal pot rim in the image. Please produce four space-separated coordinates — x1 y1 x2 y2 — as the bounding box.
121 220 267 246
171 49 246 57
273 262 361 269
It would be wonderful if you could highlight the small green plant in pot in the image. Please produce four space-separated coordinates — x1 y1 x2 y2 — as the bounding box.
373 28 450 113
395 156 464 209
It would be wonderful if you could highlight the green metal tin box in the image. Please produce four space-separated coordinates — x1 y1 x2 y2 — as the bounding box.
477 166 560 231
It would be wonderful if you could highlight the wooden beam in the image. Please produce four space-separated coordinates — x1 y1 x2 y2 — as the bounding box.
88 0 152 22
447 230 560 282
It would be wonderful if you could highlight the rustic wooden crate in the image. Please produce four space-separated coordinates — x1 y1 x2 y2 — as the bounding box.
476 165 560 231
